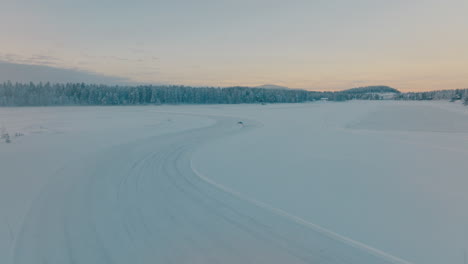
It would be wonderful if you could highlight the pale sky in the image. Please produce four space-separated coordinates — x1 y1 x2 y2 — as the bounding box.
1 0 467 91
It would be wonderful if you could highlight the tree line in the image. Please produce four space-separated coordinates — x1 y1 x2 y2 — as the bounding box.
396 89 468 105
0 82 399 106
4 82 465 106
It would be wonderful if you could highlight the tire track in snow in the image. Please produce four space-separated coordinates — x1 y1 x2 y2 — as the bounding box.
13 112 413 264
191 161 414 264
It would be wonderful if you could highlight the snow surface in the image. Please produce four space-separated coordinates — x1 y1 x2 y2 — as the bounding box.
1 102 467 264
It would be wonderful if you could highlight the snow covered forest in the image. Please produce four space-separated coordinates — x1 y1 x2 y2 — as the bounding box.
0 82 399 106
395 89 468 104
0 82 466 106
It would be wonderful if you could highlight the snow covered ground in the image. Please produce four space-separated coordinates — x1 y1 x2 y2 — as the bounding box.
1 102 467 264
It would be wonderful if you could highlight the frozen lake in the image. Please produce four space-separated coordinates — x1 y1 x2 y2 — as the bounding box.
1 101 467 264
193 101 468 264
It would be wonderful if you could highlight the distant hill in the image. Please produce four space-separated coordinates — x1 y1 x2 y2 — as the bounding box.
340 86 400 94
255 84 289 90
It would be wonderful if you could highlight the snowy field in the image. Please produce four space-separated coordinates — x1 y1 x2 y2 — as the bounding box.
1 101 467 264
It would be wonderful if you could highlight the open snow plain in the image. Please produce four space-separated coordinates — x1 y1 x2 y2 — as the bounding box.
1 101 468 264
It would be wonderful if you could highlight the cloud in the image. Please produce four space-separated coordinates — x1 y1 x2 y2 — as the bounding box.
0 61 133 85
79 53 159 64
0 53 62 66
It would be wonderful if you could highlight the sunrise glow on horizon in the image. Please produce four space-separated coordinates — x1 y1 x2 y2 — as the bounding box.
1 0 467 91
